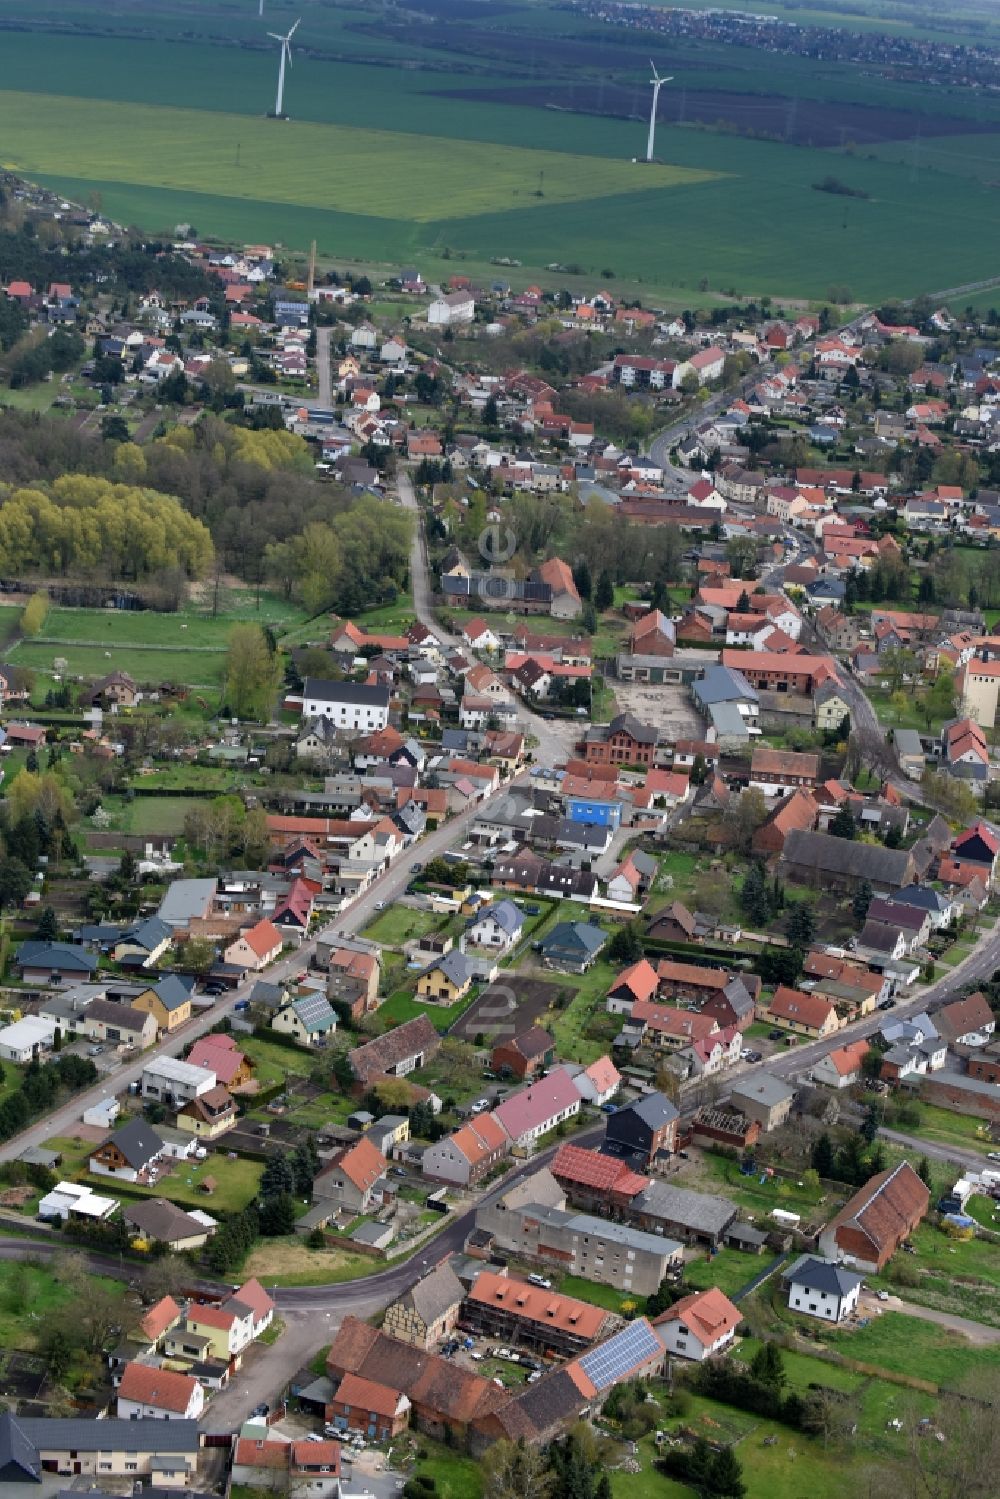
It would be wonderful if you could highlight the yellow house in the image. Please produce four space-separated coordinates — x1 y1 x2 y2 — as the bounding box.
415 951 473 1004
183 1299 254 1360
176 1085 237 1139
133 975 192 1035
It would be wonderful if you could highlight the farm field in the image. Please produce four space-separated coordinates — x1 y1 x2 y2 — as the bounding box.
1 3 1000 297
10 640 226 690
0 93 715 224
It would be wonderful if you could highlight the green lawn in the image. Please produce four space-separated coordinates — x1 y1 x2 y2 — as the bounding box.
684 1248 780 1299
11 639 226 690
411 1442 484 1499
360 906 442 946
822 1311 1000 1391
556 1272 641 1315
240 1035 317 1086
548 957 619 1065
82 1153 263 1214
873 1220 1000 1325
376 987 477 1033
695 1151 840 1226
890 1101 997 1155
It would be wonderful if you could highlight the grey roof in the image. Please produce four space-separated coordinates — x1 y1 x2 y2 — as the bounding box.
693 663 759 706
158 877 218 926
14 1415 200 1453
629 1180 738 1237
85 997 151 1032
722 977 755 1019
423 948 473 988
563 1210 681 1258
153 974 194 1012
893 729 924 758
15 941 97 974
104 1117 164 1169
123 1197 207 1241
403 1261 464 1326
540 921 607 959
781 829 912 885
730 1073 795 1109
304 676 391 707
0 1411 40 1480
786 1255 863 1298
708 701 754 740
623 1092 680 1131
726 1222 769 1248
470 899 526 937
286 991 337 1034
892 883 950 914
123 915 172 950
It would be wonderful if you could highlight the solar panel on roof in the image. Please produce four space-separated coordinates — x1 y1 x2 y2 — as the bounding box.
294 992 333 1029
578 1319 661 1391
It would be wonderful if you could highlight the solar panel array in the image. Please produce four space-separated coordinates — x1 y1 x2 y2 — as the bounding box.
294 991 334 1029
578 1318 662 1391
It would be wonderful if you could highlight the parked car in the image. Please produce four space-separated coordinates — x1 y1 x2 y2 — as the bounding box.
878 998 895 1011
768 1030 784 1041
527 1273 552 1289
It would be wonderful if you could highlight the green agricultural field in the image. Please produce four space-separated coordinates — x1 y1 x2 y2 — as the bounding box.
0 93 715 224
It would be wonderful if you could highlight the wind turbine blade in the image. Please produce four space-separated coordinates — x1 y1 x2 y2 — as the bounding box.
289 17 301 36
267 32 282 40
285 43 293 66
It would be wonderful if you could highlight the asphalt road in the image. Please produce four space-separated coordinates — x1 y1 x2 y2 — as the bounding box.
397 468 579 768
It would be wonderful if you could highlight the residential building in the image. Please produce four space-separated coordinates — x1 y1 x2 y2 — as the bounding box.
492 1071 582 1147
90 1119 164 1183
132 975 193 1035
604 1093 679 1165
185 1032 255 1090
117 1363 204 1421
327 1372 411 1441
476 1173 682 1297
272 992 337 1046
300 678 391 732
654 1287 741 1361
461 1270 610 1356
491 1027 555 1081
141 1056 216 1105
538 921 607 973
935 991 995 1046
421 1113 509 1186
728 1074 795 1132
811 1039 870 1090
785 1256 863 1323
0 1412 200 1482
466 900 526 952
123 1197 217 1252
176 1084 238 1139
749 747 820 797
383 1262 465 1350
224 919 284 971
762 985 840 1039
416 950 474 1004
314 1136 387 1215
817 1161 930 1272
582 712 658 768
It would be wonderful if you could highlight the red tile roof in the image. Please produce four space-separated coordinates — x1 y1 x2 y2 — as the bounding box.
118 1361 198 1412
468 1270 608 1340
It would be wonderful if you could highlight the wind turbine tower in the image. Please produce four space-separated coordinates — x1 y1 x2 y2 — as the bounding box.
268 18 300 119
646 62 673 162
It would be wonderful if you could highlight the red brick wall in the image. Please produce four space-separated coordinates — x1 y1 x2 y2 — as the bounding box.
968 1057 1000 1084
921 1077 1000 1119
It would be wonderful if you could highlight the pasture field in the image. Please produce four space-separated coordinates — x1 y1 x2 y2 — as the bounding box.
0 93 716 224
10 640 226 689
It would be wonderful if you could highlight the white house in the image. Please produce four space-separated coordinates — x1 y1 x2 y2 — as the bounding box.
0 1015 57 1063
786 1256 862 1323
565 1055 620 1107
465 900 526 953
117 1362 205 1421
655 1287 741 1361
300 677 390 732
428 291 474 327
141 1057 216 1105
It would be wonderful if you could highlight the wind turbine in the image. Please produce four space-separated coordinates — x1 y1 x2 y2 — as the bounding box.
646 61 673 162
268 18 300 119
